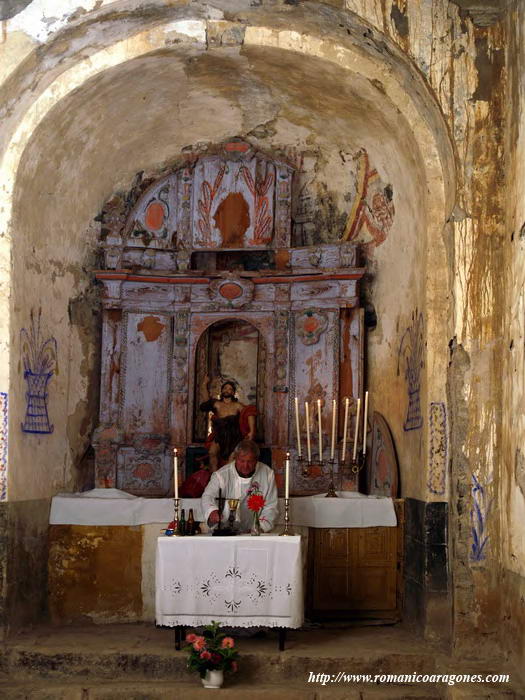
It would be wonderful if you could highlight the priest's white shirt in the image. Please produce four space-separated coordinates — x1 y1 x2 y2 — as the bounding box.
201 461 279 533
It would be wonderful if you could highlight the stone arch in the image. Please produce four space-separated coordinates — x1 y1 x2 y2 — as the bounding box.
0 3 455 503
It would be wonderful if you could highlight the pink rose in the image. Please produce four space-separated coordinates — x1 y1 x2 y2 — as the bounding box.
192 636 206 651
200 650 211 660
221 637 234 648
185 633 197 643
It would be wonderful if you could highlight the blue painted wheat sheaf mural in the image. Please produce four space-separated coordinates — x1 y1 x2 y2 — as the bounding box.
397 309 424 431
20 309 57 434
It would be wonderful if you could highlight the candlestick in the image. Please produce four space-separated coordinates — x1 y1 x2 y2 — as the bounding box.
170 497 182 537
352 397 361 461
317 399 323 462
330 399 336 460
173 447 178 499
279 497 295 536
363 391 369 455
285 451 290 500
294 397 302 458
326 458 338 498
342 397 349 462
305 401 312 462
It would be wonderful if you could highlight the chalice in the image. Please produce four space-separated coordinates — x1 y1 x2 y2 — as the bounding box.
227 499 240 532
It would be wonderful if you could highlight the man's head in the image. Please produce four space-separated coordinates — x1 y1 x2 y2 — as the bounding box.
233 439 260 477
220 381 237 401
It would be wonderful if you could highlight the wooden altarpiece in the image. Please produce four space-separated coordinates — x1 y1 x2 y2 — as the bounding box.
93 142 365 496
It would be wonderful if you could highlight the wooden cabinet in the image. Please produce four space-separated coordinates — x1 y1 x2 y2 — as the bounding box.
307 500 404 621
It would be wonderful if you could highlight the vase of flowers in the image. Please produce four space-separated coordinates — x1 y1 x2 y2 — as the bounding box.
185 621 239 688
247 492 265 536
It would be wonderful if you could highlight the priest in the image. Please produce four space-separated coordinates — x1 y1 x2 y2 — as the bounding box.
201 440 279 533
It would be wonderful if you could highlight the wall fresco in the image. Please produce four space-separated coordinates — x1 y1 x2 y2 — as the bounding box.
428 402 447 496
470 473 492 563
20 309 57 434
0 392 7 501
397 310 424 432
342 149 395 256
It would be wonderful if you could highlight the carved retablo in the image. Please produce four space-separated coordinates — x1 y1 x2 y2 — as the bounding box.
93 142 365 496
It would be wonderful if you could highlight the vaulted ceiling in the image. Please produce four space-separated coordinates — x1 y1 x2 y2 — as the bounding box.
0 0 511 23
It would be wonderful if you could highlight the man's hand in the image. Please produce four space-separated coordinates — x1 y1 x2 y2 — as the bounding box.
208 509 220 526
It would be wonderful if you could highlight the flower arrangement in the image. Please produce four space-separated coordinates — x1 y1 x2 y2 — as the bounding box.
247 493 265 513
185 621 239 678
247 492 266 535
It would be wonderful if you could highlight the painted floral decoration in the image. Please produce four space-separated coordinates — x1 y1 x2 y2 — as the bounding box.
185 621 239 678
297 309 328 345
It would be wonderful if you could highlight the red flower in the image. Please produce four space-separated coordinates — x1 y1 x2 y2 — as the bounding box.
210 652 221 665
232 661 238 672
192 636 206 651
247 493 265 512
199 650 211 660
221 637 234 648
185 633 197 643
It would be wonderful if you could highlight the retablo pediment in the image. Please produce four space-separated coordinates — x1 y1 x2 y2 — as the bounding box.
101 141 294 264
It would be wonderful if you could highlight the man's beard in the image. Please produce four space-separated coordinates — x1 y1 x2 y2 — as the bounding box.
221 392 238 401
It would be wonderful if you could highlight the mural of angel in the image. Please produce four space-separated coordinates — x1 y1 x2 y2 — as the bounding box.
342 149 395 255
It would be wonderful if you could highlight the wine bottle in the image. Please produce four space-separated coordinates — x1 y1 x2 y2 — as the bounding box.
179 508 186 536
186 508 195 536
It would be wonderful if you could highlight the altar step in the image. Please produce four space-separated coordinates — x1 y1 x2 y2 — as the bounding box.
0 623 521 699
0 681 519 699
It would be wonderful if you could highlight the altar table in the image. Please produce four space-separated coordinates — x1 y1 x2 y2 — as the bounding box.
156 534 303 649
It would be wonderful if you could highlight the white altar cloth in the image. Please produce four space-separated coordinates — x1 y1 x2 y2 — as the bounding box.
155 534 303 628
50 489 396 528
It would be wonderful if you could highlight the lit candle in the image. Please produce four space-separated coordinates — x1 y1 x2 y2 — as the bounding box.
294 397 302 458
285 451 290 499
330 399 337 460
342 397 349 462
352 397 361 460
173 447 178 499
317 399 323 462
362 391 369 455
305 401 312 462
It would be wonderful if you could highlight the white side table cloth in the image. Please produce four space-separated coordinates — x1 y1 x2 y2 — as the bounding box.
155 534 303 628
50 489 396 528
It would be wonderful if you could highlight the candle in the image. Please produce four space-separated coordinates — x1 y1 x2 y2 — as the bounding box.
285 451 290 499
342 397 349 462
173 447 178 499
305 401 312 462
352 397 361 461
317 399 323 462
363 391 369 455
330 399 337 460
294 397 302 458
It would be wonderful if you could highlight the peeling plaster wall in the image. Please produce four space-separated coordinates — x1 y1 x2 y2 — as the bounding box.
5 22 440 504
501 0 525 678
3 0 516 649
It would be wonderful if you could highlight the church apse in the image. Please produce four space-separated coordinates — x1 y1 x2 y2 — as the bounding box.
93 141 366 496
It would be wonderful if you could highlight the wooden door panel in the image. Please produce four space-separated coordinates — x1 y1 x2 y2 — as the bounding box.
357 528 396 564
316 529 348 562
351 567 397 610
313 568 349 609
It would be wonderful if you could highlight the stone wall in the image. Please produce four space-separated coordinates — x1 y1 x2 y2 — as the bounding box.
0 0 519 664
501 0 525 679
